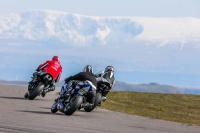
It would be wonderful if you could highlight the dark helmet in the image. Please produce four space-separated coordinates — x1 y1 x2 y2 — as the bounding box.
52 56 59 62
83 65 93 73
105 66 114 72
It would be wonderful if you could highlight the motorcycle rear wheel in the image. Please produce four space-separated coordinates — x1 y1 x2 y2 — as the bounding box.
64 95 83 115
84 92 102 112
28 82 44 100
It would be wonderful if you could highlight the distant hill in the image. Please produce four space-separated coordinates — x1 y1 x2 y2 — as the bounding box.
180 87 200 94
113 81 183 94
1 79 200 94
56 80 183 94
0 79 28 86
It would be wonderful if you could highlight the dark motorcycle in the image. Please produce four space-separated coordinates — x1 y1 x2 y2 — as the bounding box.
24 71 54 100
83 92 101 112
95 77 111 105
51 80 101 115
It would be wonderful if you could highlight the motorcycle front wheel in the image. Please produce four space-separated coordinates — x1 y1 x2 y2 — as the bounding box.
51 102 58 113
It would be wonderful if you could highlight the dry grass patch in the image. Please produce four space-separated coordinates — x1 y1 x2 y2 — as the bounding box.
100 91 200 126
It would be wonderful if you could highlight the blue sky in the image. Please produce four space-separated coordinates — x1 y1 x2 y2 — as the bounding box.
0 0 200 18
0 0 200 88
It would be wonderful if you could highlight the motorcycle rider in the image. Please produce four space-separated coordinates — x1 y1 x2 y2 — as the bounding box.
64 65 97 108
95 66 115 102
30 56 62 97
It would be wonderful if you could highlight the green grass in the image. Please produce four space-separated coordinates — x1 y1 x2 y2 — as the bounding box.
99 91 200 126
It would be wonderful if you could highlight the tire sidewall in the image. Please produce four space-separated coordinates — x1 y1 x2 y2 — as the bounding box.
84 92 102 112
64 95 83 115
28 82 44 100
51 102 58 113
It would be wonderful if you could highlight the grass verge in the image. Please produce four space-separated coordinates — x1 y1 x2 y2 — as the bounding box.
99 91 200 126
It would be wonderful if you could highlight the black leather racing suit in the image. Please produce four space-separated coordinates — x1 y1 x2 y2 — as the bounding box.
65 72 97 104
95 71 115 97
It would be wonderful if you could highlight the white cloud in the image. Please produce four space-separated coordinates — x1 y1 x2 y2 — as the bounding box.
95 26 111 45
156 40 169 48
133 17 200 45
45 21 55 35
0 10 200 87
0 10 199 47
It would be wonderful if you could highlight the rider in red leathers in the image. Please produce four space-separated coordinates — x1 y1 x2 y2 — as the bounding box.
37 56 62 82
32 56 62 97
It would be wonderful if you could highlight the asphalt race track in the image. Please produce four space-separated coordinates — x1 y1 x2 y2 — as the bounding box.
0 84 200 133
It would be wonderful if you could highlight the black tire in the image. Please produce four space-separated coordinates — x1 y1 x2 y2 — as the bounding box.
51 102 58 113
64 95 83 115
84 92 102 112
28 82 44 100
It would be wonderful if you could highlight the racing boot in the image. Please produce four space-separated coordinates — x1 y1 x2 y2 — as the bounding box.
24 92 29 98
41 91 46 97
42 86 55 97
102 96 107 102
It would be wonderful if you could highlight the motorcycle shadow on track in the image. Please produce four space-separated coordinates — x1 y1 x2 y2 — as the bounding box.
16 110 63 115
38 107 51 110
0 96 27 100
